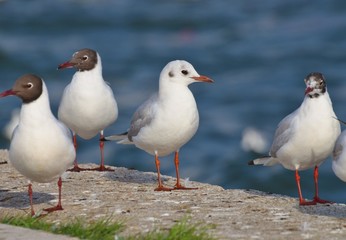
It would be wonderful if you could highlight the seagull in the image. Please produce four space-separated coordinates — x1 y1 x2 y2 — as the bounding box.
0 74 75 216
333 128 346 182
103 60 213 191
2 108 19 140
249 72 340 205
58 48 118 172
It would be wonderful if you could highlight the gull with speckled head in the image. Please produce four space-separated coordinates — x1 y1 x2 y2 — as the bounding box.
249 72 340 205
58 48 118 172
0 74 75 216
103 60 213 191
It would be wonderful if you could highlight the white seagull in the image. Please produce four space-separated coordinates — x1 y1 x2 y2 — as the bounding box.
0 74 75 216
58 48 118 172
333 129 346 182
249 72 340 205
103 60 213 191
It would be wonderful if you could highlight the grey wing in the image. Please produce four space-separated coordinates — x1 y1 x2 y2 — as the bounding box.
128 94 158 141
270 112 296 157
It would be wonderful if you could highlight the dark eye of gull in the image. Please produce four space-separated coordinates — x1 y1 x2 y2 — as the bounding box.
181 70 188 75
82 55 88 61
27 83 33 89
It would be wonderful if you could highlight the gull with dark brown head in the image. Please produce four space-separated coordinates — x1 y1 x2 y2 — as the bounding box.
103 60 213 191
58 48 118 171
0 74 75 216
249 72 340 205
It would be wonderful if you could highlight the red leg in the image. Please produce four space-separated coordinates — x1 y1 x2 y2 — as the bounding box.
295 170 315 206
154 153 172 191
68 134 87 172
313 166 332 204
90 132 114 171
173 151 197 190
28 183 35 216
44 177 64 213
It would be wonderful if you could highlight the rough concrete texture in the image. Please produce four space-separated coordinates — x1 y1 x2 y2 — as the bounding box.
1 149 346 239
0 223 78 240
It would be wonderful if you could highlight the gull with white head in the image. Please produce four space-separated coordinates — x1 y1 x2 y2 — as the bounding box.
103 60 213 191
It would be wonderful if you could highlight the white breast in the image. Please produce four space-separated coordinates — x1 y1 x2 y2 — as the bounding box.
9 84 75 183
58 66 118 139
276 93 340 170
133 85 199 157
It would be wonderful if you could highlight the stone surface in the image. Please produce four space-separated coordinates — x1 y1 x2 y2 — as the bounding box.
1 156 346 239
0 223 78 240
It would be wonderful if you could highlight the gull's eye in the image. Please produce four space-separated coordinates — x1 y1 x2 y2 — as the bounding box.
82 55 88 61
181 70 188 75
27 82 33 88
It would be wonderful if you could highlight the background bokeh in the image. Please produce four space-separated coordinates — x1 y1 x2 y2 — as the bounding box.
1 0 346 202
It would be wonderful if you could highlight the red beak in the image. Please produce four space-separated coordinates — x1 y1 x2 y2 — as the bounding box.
191 75 214 83
0 89 16 98
57 61 75 70
305 87 313 95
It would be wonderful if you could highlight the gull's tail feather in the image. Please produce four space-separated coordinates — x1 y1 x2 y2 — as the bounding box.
101 132 133 144
103 132 128 141
248 156 278 166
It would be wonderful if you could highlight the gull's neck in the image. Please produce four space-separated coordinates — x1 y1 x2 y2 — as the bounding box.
73 56 103 83
158 80 191 101
20 83 55 126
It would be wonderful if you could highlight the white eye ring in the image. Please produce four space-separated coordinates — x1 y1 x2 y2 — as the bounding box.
82 55 88 61
27 82 33 88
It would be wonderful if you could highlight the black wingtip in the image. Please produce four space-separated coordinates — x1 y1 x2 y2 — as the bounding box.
248 160 255 166
120 131 129 136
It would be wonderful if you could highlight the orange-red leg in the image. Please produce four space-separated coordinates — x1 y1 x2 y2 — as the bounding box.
90 132 114 171
154 153 172 191
28 183 35 216
313 166 332 204
295 170 315 206
173 151 197 190
44 177 64 213
68 134 87 172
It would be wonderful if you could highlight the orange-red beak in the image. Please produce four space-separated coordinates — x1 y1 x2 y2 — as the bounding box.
191 75 214 83
305 87 313 95
0 89 16 98
57 61 75 70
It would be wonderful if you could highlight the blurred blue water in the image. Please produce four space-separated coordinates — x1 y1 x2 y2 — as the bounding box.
1 0 346 202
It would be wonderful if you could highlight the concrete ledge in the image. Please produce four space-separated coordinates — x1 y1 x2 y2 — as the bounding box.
0 223 78 240
1 158 346 239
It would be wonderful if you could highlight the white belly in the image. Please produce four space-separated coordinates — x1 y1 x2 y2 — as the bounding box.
277 96 340 170
59 83 118 139
134 98 199 156
9 125 75 183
